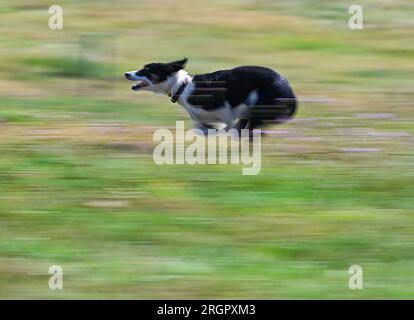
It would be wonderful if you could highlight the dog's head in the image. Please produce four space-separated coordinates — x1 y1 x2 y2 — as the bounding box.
124 58 187 92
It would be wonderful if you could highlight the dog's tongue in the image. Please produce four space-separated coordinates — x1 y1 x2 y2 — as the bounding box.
132 81 147 90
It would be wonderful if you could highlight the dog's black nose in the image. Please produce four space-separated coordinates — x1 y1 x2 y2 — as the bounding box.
125 73 131 79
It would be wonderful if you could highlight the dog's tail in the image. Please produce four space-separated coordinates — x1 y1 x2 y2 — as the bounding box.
275 94 297 118
278 78 297 119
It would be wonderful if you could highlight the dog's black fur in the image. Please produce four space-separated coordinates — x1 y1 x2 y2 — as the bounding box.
189 66 297 128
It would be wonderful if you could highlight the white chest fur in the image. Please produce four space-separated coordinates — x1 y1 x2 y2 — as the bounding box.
178 85 257 129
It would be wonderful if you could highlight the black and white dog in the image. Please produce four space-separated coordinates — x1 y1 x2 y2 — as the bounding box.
125 58 297 133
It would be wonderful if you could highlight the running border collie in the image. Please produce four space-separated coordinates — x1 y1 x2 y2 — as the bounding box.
125 58 297 133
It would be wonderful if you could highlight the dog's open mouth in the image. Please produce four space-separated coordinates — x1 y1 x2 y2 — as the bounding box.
132 81 149 90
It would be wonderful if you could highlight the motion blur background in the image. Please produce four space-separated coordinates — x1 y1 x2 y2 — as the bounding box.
1 0 413 299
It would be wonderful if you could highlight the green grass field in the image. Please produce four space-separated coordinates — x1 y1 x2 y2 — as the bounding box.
0 0 413 299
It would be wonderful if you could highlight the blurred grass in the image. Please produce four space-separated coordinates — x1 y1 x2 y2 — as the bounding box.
0 0 414 299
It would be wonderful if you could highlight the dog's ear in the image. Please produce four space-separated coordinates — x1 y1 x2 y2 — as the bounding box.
168 57 188 72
